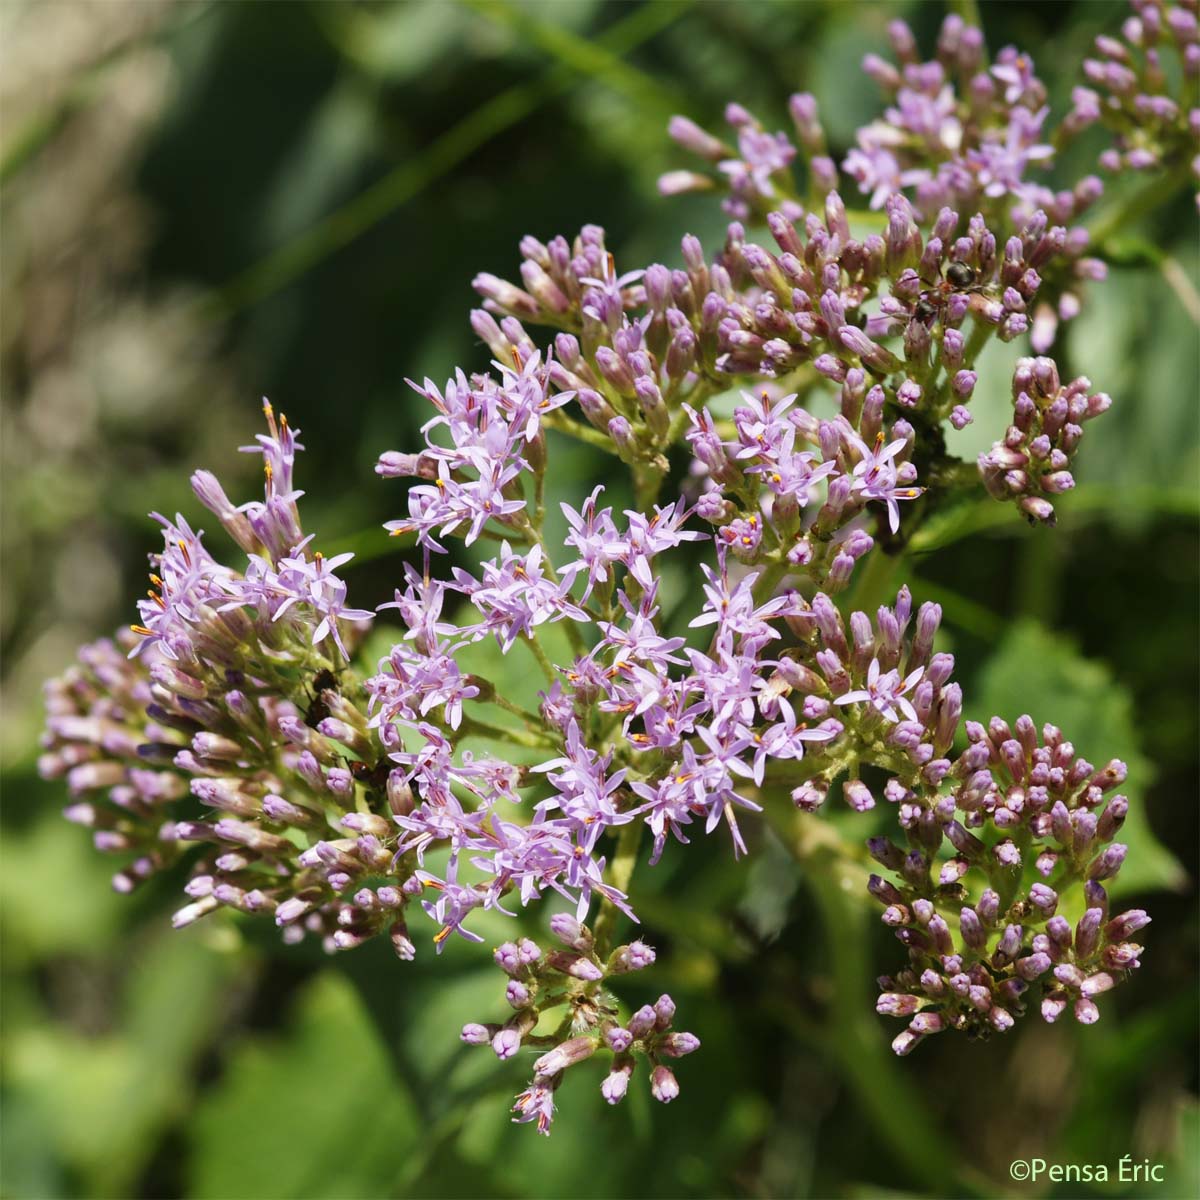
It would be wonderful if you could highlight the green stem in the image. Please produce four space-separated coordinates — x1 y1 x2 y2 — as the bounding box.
533 469 546 532
751 559 789 606
1087 164 1192 249
846 544 901 615
593 820 643 956
543 411 620 455
949 0 984 34
765 799 993 1196
811 875 992 1196
521 632 558 684
459 715 554 750
485 691 549 731
632 461 666 510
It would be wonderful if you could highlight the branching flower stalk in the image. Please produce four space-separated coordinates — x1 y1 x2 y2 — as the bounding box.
41 5 1194 1134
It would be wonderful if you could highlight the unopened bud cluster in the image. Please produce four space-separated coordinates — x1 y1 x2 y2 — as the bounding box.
869 716 1146 1053
1067 0 1200 204
979 356 1112 524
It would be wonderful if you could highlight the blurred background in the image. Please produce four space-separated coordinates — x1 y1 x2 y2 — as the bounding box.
1 2 1196 1197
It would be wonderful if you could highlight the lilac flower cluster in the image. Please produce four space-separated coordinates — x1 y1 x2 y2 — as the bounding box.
42 1 1183 1138
462 917 698 1134
40 405 412 952
1067 0 1200 205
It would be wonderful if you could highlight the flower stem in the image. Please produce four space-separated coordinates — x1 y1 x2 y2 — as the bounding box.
766 794 992 1196
459 714 555 750
1087 164 1191 249
543 411 621 454
521 632 558 684
486 690 549 731
846 544 902 614
633 461 666 509
594 820 643 957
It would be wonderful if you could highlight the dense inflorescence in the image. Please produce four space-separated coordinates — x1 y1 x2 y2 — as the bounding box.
41 5 1181 1136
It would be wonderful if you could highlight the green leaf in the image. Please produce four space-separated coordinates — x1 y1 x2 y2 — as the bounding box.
1070 259 1200 524
0 812 126 964
1172 1097 1200 1200
3 930 241 1197
970 619 1185 896
189 971 419 1200
737 825 801 943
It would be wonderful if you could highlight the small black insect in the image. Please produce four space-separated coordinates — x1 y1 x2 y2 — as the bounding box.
913 296 939 325
304 668 340 730
349 757 392 792
913 261 987 327
945 261 978 288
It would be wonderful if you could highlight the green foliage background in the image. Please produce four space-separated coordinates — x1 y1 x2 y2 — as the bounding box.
2 2 1196 1197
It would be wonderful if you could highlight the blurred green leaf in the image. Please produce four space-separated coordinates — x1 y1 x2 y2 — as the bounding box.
189 970 419 1200
1173 1098 1200 1200
0 813 126 963
314 0 474 83
1070 257 1200 524
4 931 240 1197
199 0 691 318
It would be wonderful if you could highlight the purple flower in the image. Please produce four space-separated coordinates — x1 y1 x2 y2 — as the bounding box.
561 486 626 599
453 542 584 652
272 549 374 657
736 699 837 785
512 1079 558 1135
689 564 800 657
835 658 925 723
418 874 486 951
992 49 1040 105
531 722 631 847
846 432 924 533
